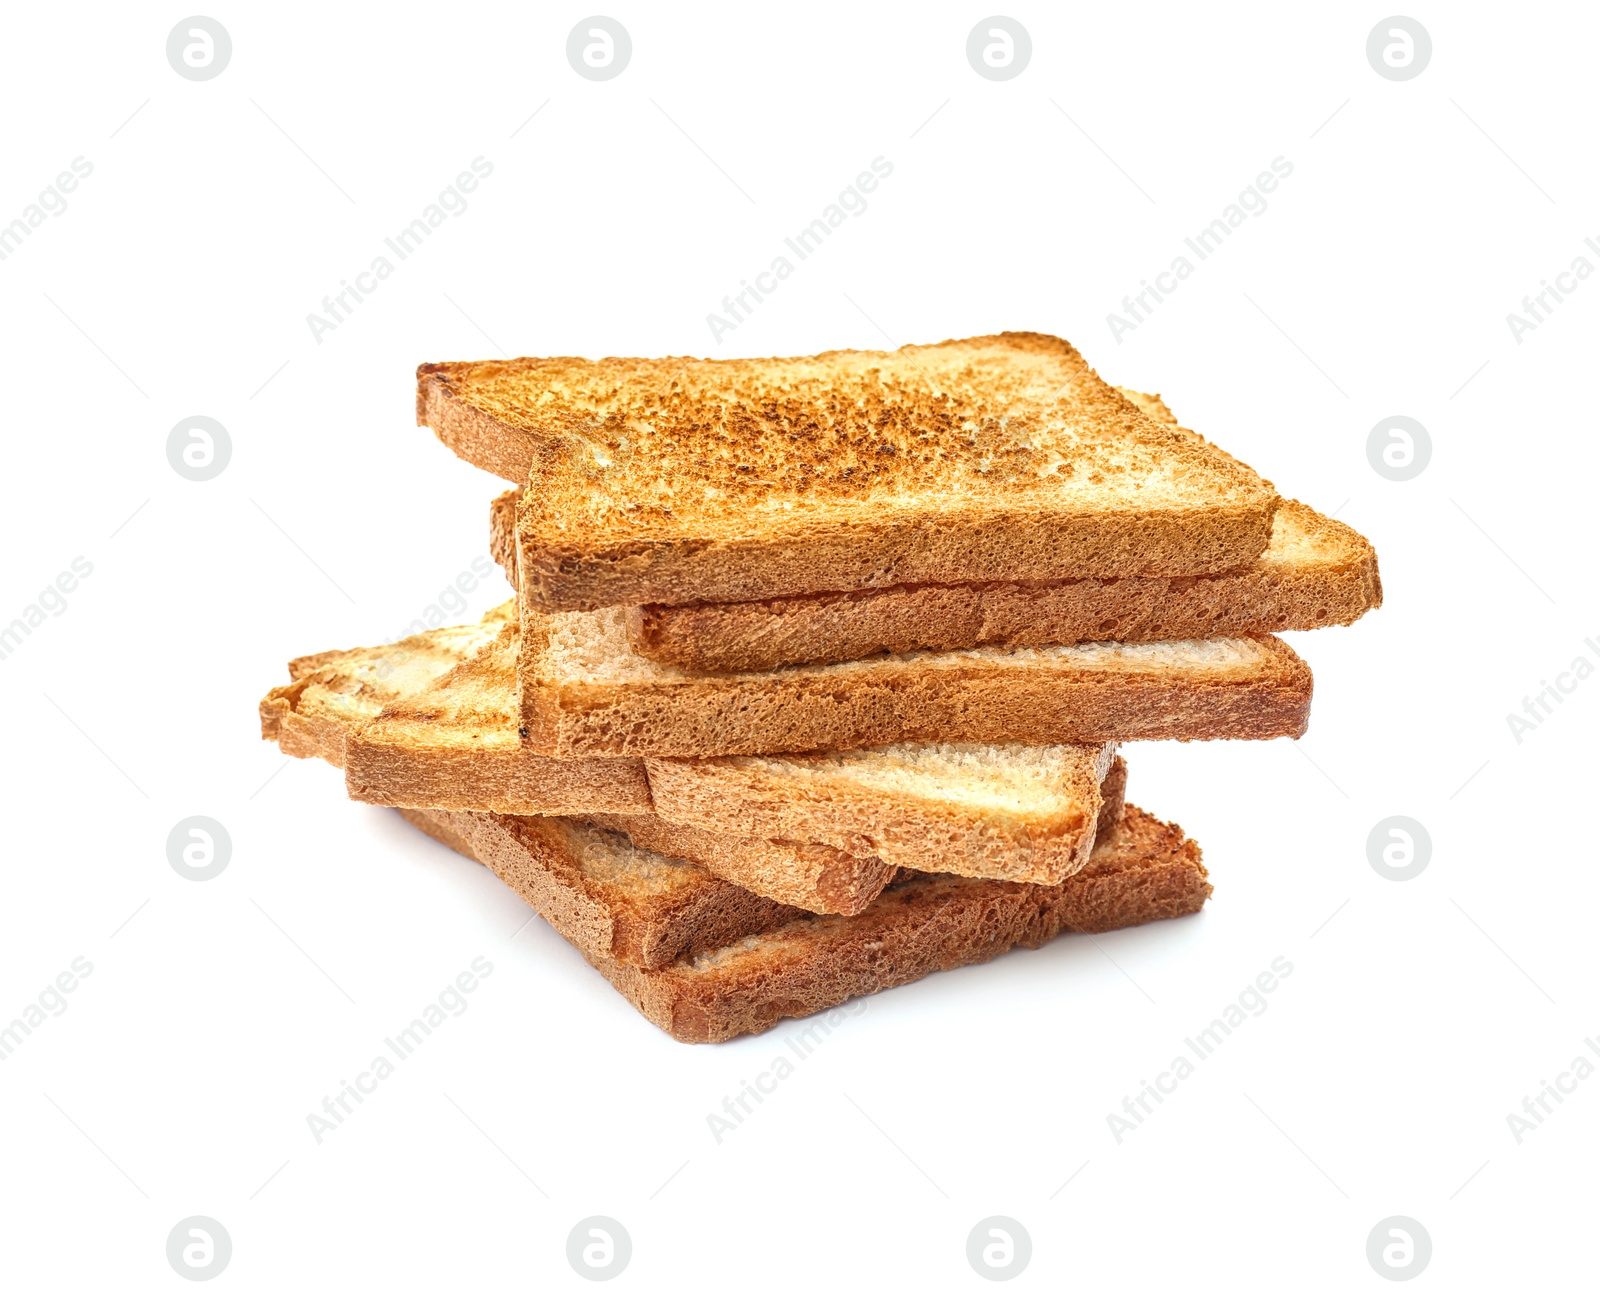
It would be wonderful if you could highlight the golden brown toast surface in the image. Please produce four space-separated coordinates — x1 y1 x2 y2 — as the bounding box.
422 333 1281 607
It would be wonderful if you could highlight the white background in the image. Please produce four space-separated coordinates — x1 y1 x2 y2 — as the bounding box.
1 2 1596 1292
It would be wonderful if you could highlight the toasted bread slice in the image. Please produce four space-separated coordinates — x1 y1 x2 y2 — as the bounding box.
520 603 1312 756
485 388 1380 672
645 744 1121 884
407 797 1203 1042
421 333 1281 610
260 603 655 816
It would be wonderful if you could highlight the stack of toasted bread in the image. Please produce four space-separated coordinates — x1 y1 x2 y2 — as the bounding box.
260 333 1379 1042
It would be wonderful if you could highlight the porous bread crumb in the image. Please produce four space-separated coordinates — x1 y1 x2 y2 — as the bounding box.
721 743 1112 818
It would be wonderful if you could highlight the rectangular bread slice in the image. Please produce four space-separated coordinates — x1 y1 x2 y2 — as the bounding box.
521 604 1313 757
408 796 1205 1042
260 602 655 816
645 744 1120 884
486 388 1380 672
421 333 1281 610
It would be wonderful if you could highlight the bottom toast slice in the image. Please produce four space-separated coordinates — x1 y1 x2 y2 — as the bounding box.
404 790 1205 1044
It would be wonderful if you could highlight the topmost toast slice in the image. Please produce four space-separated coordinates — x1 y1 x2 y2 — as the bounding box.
418 333 1281 610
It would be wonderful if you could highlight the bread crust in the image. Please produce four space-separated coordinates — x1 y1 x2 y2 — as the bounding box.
591 812 897 917
423 334 1281 609
418 362 536 484
516 483 1278 610
345 737 653 817
520 610 1313 757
